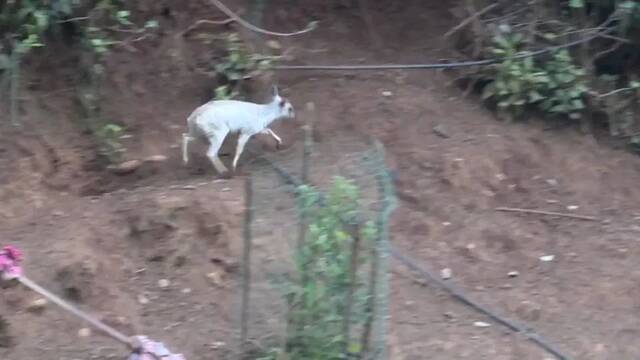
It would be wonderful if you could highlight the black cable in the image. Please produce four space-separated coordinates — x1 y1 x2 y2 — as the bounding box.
389 247 572 360
250 148 572 360
274 17 618 71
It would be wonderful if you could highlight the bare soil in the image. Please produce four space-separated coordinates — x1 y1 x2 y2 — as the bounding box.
2 1 640 359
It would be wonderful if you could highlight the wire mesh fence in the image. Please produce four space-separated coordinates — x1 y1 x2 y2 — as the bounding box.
233 109 396 359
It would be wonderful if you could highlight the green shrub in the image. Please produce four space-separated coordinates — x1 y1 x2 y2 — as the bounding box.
482 31 548 119
264 176 379 360
482 30 588 121
214 33 274 83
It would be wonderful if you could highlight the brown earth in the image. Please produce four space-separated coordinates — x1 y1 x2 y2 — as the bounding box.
2 0 640 359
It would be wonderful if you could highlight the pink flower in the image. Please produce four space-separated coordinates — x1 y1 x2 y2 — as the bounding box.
0 245 23 280
128 336 186 360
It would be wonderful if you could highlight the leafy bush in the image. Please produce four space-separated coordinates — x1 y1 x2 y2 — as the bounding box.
96 123 126 161
539 50 588 120
482 32 548 119
482 29 588 121
213 84 239 100
214 33 274 83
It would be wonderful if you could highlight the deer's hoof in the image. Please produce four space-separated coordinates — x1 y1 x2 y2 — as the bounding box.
219 171 233 179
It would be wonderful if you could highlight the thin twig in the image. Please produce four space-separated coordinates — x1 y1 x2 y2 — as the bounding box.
495 207 599 221
595 86 636 98
10 49 21 127
357 0 383 48
240 175 254 352
593 41 624 62
180 18 235 37
207 0 316 37
360 222 379 355
56 16 91 23
444 3 498 39
108 26 146 34
342 222 361 356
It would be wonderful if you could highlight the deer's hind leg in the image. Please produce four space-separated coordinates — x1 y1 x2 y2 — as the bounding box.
182 133 195 164
232 132 252 171
205 128 230 174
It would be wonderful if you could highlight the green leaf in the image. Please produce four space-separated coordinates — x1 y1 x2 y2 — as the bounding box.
620 1 636 10
0 54 9 70
528 91 544 102
145 20 159 29
572 99 585 109
348 342 363 354
34 10 49 31
481 83 496 100
570 0 585 8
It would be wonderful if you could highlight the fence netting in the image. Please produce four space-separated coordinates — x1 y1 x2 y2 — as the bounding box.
233 130 395 360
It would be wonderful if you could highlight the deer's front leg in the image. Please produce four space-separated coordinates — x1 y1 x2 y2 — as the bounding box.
261 128 282 149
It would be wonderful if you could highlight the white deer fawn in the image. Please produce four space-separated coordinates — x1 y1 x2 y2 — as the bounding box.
182 86 295 174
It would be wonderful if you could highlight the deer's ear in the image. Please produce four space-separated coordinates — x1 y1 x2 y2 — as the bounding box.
272 85 279 97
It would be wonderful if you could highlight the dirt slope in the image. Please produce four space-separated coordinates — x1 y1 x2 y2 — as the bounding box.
2 1 640 359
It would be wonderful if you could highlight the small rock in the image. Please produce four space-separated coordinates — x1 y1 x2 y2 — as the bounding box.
546 178 558 186
516 300 541 321
443 311 456 320
432 124 449 138
466 243 476 250
539 255 555 262
210 341 226 350
381 90 393 97
566 205 579 211
442 222 452 227
206 271 224 286
495 173 507 181
107 160 142 175
137 294 149 305
508 271 519 277
440 268 452 280
145 155 168 163
266 40 281 50
481 189 496 197
158 279 170 289
78 328 92 337
473 321 491 328
26 298 48 313
52 211 65 217
181 288 192 294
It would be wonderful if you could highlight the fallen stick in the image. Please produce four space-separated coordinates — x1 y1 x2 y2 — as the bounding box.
495 207 599 221
444 3 498 39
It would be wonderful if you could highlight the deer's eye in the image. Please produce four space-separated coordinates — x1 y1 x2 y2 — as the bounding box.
279 99 286 107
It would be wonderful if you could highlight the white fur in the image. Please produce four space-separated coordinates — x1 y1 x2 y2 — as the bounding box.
182 86 294 174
